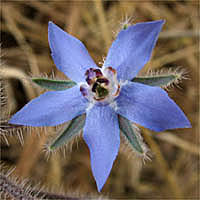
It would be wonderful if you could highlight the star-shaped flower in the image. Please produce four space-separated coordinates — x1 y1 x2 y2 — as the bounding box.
9 20 191 192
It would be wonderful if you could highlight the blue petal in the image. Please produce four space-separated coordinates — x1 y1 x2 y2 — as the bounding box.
83 105 120 192
116 82 191 132
104 20 165 81
9 86 87 127
48 22 98 83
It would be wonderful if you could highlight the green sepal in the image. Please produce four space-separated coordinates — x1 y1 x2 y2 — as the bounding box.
32 77 77 90
118 115 143 154
132 74 178 87
50 114 86 150
123 24 129 30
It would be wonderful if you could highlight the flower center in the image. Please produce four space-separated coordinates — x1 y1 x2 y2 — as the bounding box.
80 67 120 104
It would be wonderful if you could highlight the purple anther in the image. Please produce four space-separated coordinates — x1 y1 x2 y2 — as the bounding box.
94 69 103 77
107 67 116 75
85 68 96 79
85 68 92 76
86 77 93 85
80 86 88 96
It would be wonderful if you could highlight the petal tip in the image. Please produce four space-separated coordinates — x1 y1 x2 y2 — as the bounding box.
48 21 59 34
156 19 166 24
96 181 104 192
8 118 14 125
48 21 55 29
177 114 192 129
152 19 165 30
184 119 192 128
8 115 21 126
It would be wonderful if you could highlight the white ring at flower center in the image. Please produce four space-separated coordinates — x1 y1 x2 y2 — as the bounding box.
80 67 121 106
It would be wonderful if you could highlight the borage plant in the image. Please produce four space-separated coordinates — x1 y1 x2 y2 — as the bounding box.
9 20 191 192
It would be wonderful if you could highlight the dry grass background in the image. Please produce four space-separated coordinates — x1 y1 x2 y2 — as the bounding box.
0 1 199 199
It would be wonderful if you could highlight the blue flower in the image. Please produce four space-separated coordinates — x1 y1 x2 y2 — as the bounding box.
9 20 191 192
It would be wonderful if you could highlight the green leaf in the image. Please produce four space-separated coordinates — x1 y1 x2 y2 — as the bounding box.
50 114 86 150
132 74 178 87
32 78 77 90
118 115 143 154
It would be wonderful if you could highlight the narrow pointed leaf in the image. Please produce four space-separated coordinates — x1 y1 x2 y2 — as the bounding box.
50 114 86 150
32 77 76 91
118 115 143 154
132 74 178 87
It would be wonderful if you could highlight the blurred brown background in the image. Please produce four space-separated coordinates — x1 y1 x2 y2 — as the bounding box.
0 1 199 199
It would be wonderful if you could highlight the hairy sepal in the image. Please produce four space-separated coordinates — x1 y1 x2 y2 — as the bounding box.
32 77 76 91
49 114 86 151
132 68 186 88
118 115 144 154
